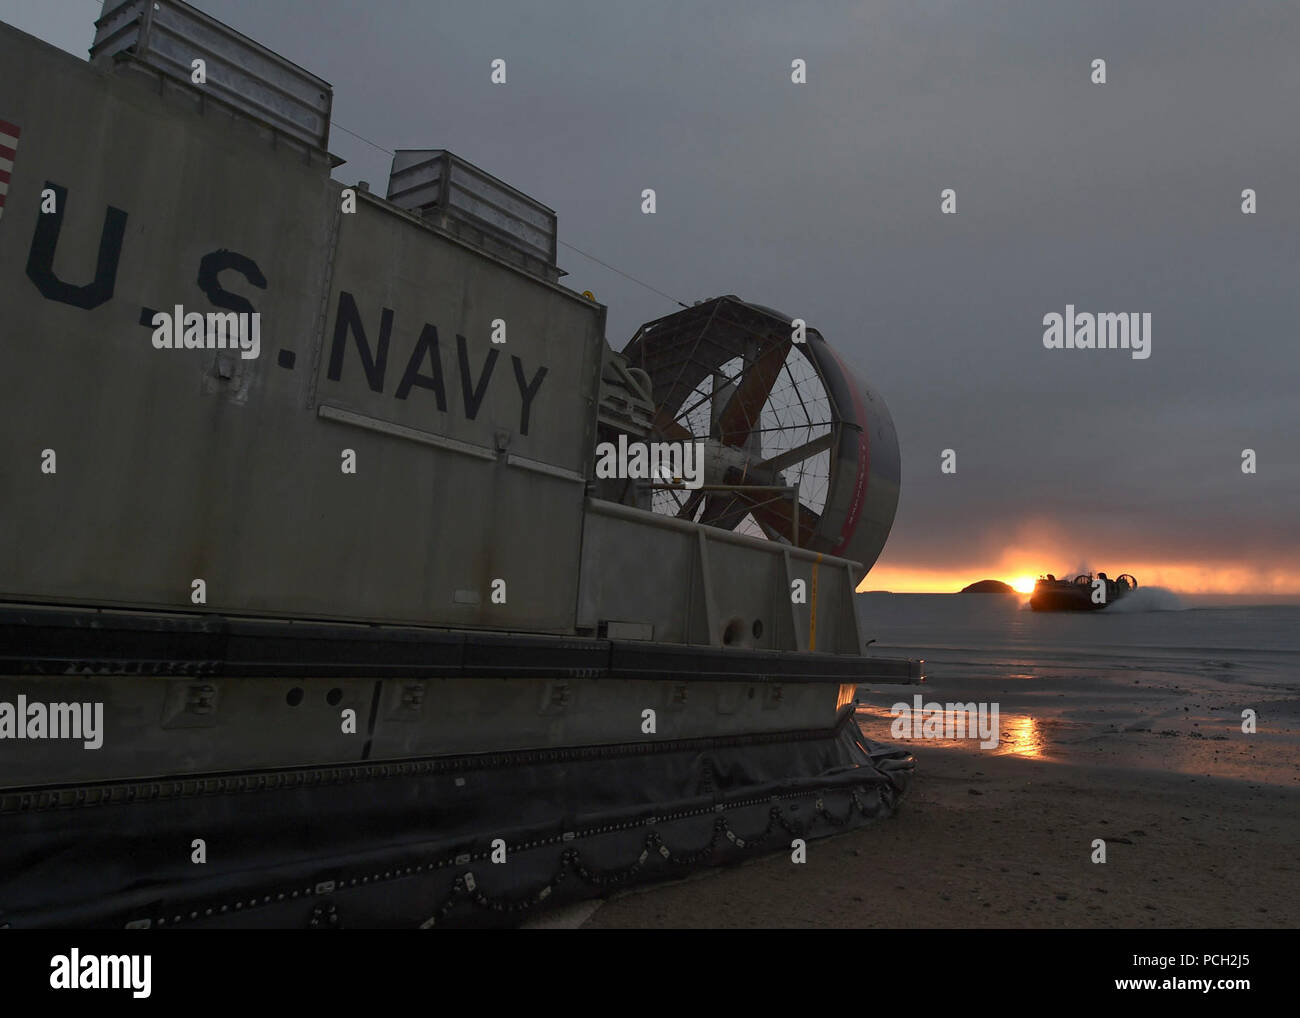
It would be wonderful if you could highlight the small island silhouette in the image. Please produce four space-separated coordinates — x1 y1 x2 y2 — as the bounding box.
960 579 1016 594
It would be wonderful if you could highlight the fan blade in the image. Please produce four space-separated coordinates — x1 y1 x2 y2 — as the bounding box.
652 408 693 442
757 432 834 475
699 493 745 529
675 488 705 520
739 492 820 547
752 512 788 541
716 339 791 447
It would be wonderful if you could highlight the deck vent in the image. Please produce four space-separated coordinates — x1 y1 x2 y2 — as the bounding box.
387 150 562 282
90 0 333 153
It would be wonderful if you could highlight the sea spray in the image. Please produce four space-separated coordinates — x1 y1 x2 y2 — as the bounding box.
1107 586 1183 612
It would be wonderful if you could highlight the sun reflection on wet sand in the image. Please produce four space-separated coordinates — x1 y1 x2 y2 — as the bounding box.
856 703 1047 758
995 714 1044 758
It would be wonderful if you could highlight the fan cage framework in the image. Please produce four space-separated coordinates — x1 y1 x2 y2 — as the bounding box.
623 296 853 549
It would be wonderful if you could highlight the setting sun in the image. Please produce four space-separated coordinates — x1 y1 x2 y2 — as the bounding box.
1011 575 1037 594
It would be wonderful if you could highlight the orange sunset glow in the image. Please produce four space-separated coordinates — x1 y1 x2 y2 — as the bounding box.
859 552 1300 596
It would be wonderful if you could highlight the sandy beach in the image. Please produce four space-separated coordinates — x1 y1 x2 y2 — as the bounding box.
582 741 1300 929
579 643 1300 930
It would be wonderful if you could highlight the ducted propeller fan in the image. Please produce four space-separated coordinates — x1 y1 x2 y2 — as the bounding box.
622 296 901 578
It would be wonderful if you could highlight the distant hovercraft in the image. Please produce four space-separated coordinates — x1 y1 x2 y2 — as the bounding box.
1030 572 1137 611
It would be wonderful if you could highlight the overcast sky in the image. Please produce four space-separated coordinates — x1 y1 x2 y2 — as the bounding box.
6 0 1297 591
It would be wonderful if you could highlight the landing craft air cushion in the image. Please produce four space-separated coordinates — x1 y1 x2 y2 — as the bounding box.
0 0 915 927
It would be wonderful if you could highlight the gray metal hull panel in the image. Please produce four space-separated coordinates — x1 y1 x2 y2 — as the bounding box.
0 21 602 632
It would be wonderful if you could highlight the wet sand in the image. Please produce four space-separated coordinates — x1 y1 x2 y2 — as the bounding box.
583 744 1299 928
581 673 1300 928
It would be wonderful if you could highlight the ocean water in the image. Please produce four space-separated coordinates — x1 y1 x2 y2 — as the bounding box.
852 592 1300 781
856 591 1300 688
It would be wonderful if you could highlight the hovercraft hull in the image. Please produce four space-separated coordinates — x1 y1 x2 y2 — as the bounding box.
0 606 913 928
0 2 915 928
1029 586 1108 611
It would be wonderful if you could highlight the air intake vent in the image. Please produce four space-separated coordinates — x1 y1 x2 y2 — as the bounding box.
90 0 333 153
388 150 561 282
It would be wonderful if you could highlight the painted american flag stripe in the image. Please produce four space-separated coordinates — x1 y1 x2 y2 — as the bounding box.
0 118 17 222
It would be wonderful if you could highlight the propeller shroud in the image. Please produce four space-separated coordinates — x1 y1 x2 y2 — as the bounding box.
621 296 900 579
